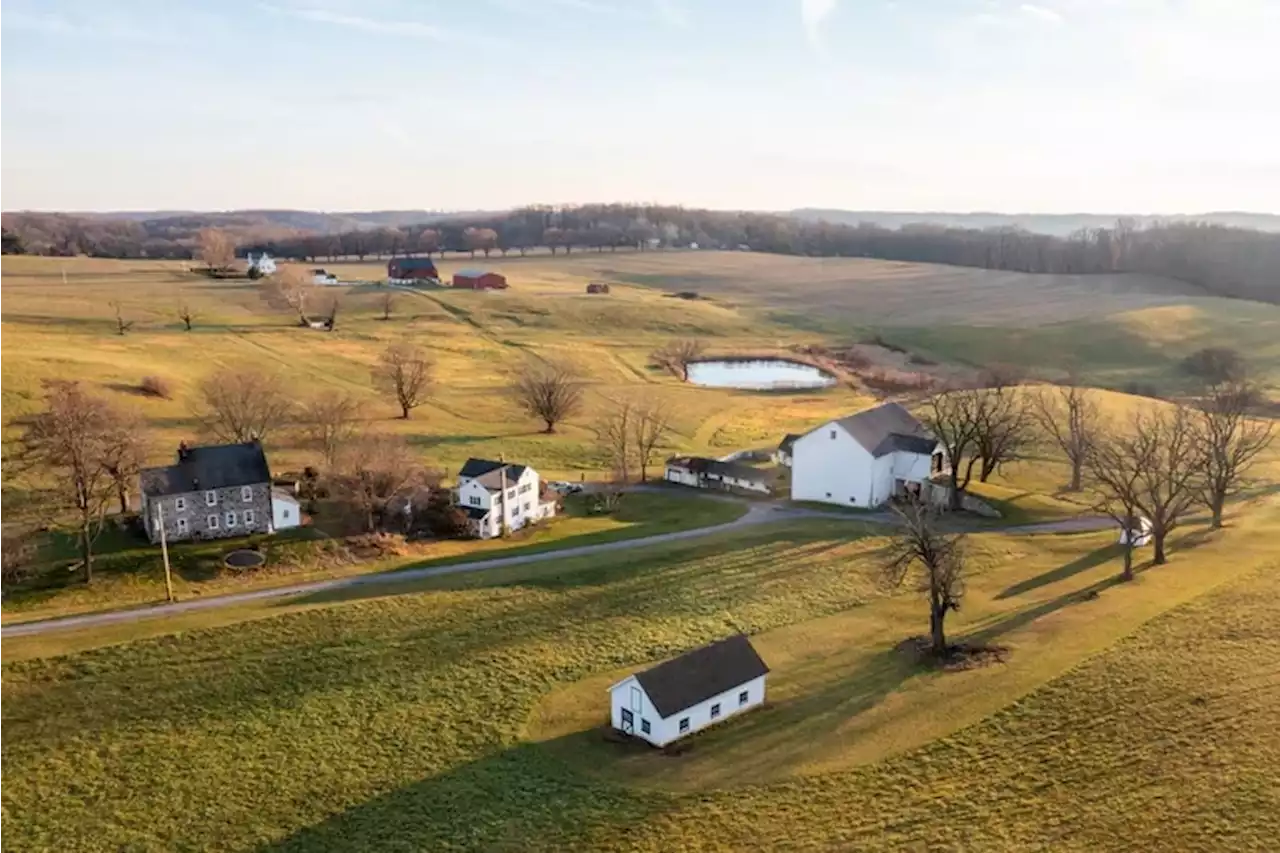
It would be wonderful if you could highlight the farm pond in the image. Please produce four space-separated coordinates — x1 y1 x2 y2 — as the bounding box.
687 358 837 390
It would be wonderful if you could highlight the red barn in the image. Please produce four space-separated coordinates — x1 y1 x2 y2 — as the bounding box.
387 257 439 281
453 268 508 290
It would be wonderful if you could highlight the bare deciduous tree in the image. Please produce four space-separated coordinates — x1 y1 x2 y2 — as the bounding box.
652 338 706 381
197 228 236 274
328 432 434 533
1086 428 1149 581
13 381 122 582
1030 382 1099 491
299 390 365 468
176 300 196 331
972 381 1033 482
110 301 135 336
1089 405 1205 569
596 399 635 483
632 395 674 481
372 343 433 419
196 368 293 443
260 264 317 325
379 289 396 321
1194 381 1274 528
512 361 583 433
100 415 149 515
921 386 982 510
881 497 967 657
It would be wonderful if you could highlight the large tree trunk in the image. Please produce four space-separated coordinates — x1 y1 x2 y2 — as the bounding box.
979 457 996 482
1120 541 1134 581
929 603 948 657
116 482 129 515
400 404 410 419
1209 493 1225 529
1152 528 1167 566
544 420 556 434
80 522 94 584
1068 459 1082 492
947 470 963 511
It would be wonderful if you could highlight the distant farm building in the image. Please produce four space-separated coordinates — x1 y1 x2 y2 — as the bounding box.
387 257 439 282
453 269 508 290
311 268 339 285
246 252 277 276
586 282 611 294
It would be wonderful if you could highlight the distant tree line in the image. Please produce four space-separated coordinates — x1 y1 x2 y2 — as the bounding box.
5 204 1278 303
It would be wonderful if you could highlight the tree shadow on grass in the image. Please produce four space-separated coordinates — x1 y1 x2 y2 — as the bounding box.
995 545 1118 600
967 573 1131 648
256 742 668 853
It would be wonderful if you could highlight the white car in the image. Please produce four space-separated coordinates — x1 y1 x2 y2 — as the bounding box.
548 481 584 495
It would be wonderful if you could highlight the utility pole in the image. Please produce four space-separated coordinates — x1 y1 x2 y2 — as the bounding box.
156 502 175 603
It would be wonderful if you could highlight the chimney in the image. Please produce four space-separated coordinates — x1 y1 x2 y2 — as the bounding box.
177 441 191 462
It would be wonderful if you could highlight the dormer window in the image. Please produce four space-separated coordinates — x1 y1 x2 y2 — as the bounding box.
205 490 217 506
241 486 253 502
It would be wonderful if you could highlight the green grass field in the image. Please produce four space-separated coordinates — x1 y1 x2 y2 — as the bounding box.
4 251 1280 851
3 493 1277 851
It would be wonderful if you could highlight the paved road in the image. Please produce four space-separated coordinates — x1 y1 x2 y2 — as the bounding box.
1 500 1113 639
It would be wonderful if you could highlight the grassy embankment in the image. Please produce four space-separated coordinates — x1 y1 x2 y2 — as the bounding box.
3 488 1278 851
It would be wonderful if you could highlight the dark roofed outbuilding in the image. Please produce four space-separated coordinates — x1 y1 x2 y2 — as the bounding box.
634 634 770 718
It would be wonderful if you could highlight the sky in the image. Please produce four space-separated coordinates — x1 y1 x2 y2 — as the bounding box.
2 0 1278 213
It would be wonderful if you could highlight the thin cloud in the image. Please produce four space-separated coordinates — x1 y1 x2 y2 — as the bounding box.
266 5 501 45
0 9 177 42
1020 4 1064 25
801 0 838 53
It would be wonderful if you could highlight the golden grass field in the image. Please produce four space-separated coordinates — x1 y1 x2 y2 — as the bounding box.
3 251 1280 851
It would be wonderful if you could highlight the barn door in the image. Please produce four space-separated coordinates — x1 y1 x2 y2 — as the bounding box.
620 708 634 734
630 686 642 713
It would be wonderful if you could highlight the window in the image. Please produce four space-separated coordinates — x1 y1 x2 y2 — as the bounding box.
738 690 749 706
519 483 532 495
176 517 188 534
849 497 857 504
174 497 186 512
830 429 837 439
241 486 253 502
205 490 218 506
469 496 482 507
244 509 256 525
679 717 690 733
512 503 520 515
207 514 219 530
507 488 516 500
641 719 651 735
281 509 289 519
523 502 531 513
825 492 832 499
710 703 721 719
225 511 237 528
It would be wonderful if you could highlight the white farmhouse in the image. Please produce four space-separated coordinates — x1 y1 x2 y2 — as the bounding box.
455 458 558 539
246 252 277 275
608 634 769 747
790 402 941 508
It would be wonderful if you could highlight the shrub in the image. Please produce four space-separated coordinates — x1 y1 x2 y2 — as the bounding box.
861 368 935 395
1179 347 1245 385
139 375 173 398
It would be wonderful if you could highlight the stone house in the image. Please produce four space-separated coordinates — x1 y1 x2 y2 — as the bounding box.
139 442 274 543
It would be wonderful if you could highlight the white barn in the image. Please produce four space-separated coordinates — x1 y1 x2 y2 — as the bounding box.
772 433 800 467
608 634 769 747
455 458 558 539
790 402 941 509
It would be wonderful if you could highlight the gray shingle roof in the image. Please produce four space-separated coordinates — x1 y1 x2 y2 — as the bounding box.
666 456 770 483
833 402 937 458
458 458 529 491
777 433 801 454
140 442 270 497
634 635 770 719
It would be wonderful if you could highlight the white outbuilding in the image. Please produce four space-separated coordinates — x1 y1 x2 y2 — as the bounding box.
271 488 302 531
608 634 769 747
790 402 943 509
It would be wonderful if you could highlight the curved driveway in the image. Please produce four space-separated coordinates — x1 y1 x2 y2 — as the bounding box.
1 501 1111 639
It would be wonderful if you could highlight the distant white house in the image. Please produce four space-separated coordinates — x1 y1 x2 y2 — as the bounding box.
772 433 800 467
311 268 340 285
790 402 943 508
272 488 301 531
455 458 558 539
664 456 773 494
1119 516 1152 546
608 634 769 747
246 252 277 275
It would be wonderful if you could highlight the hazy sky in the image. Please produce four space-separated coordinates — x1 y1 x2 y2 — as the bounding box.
2 0 1278 213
